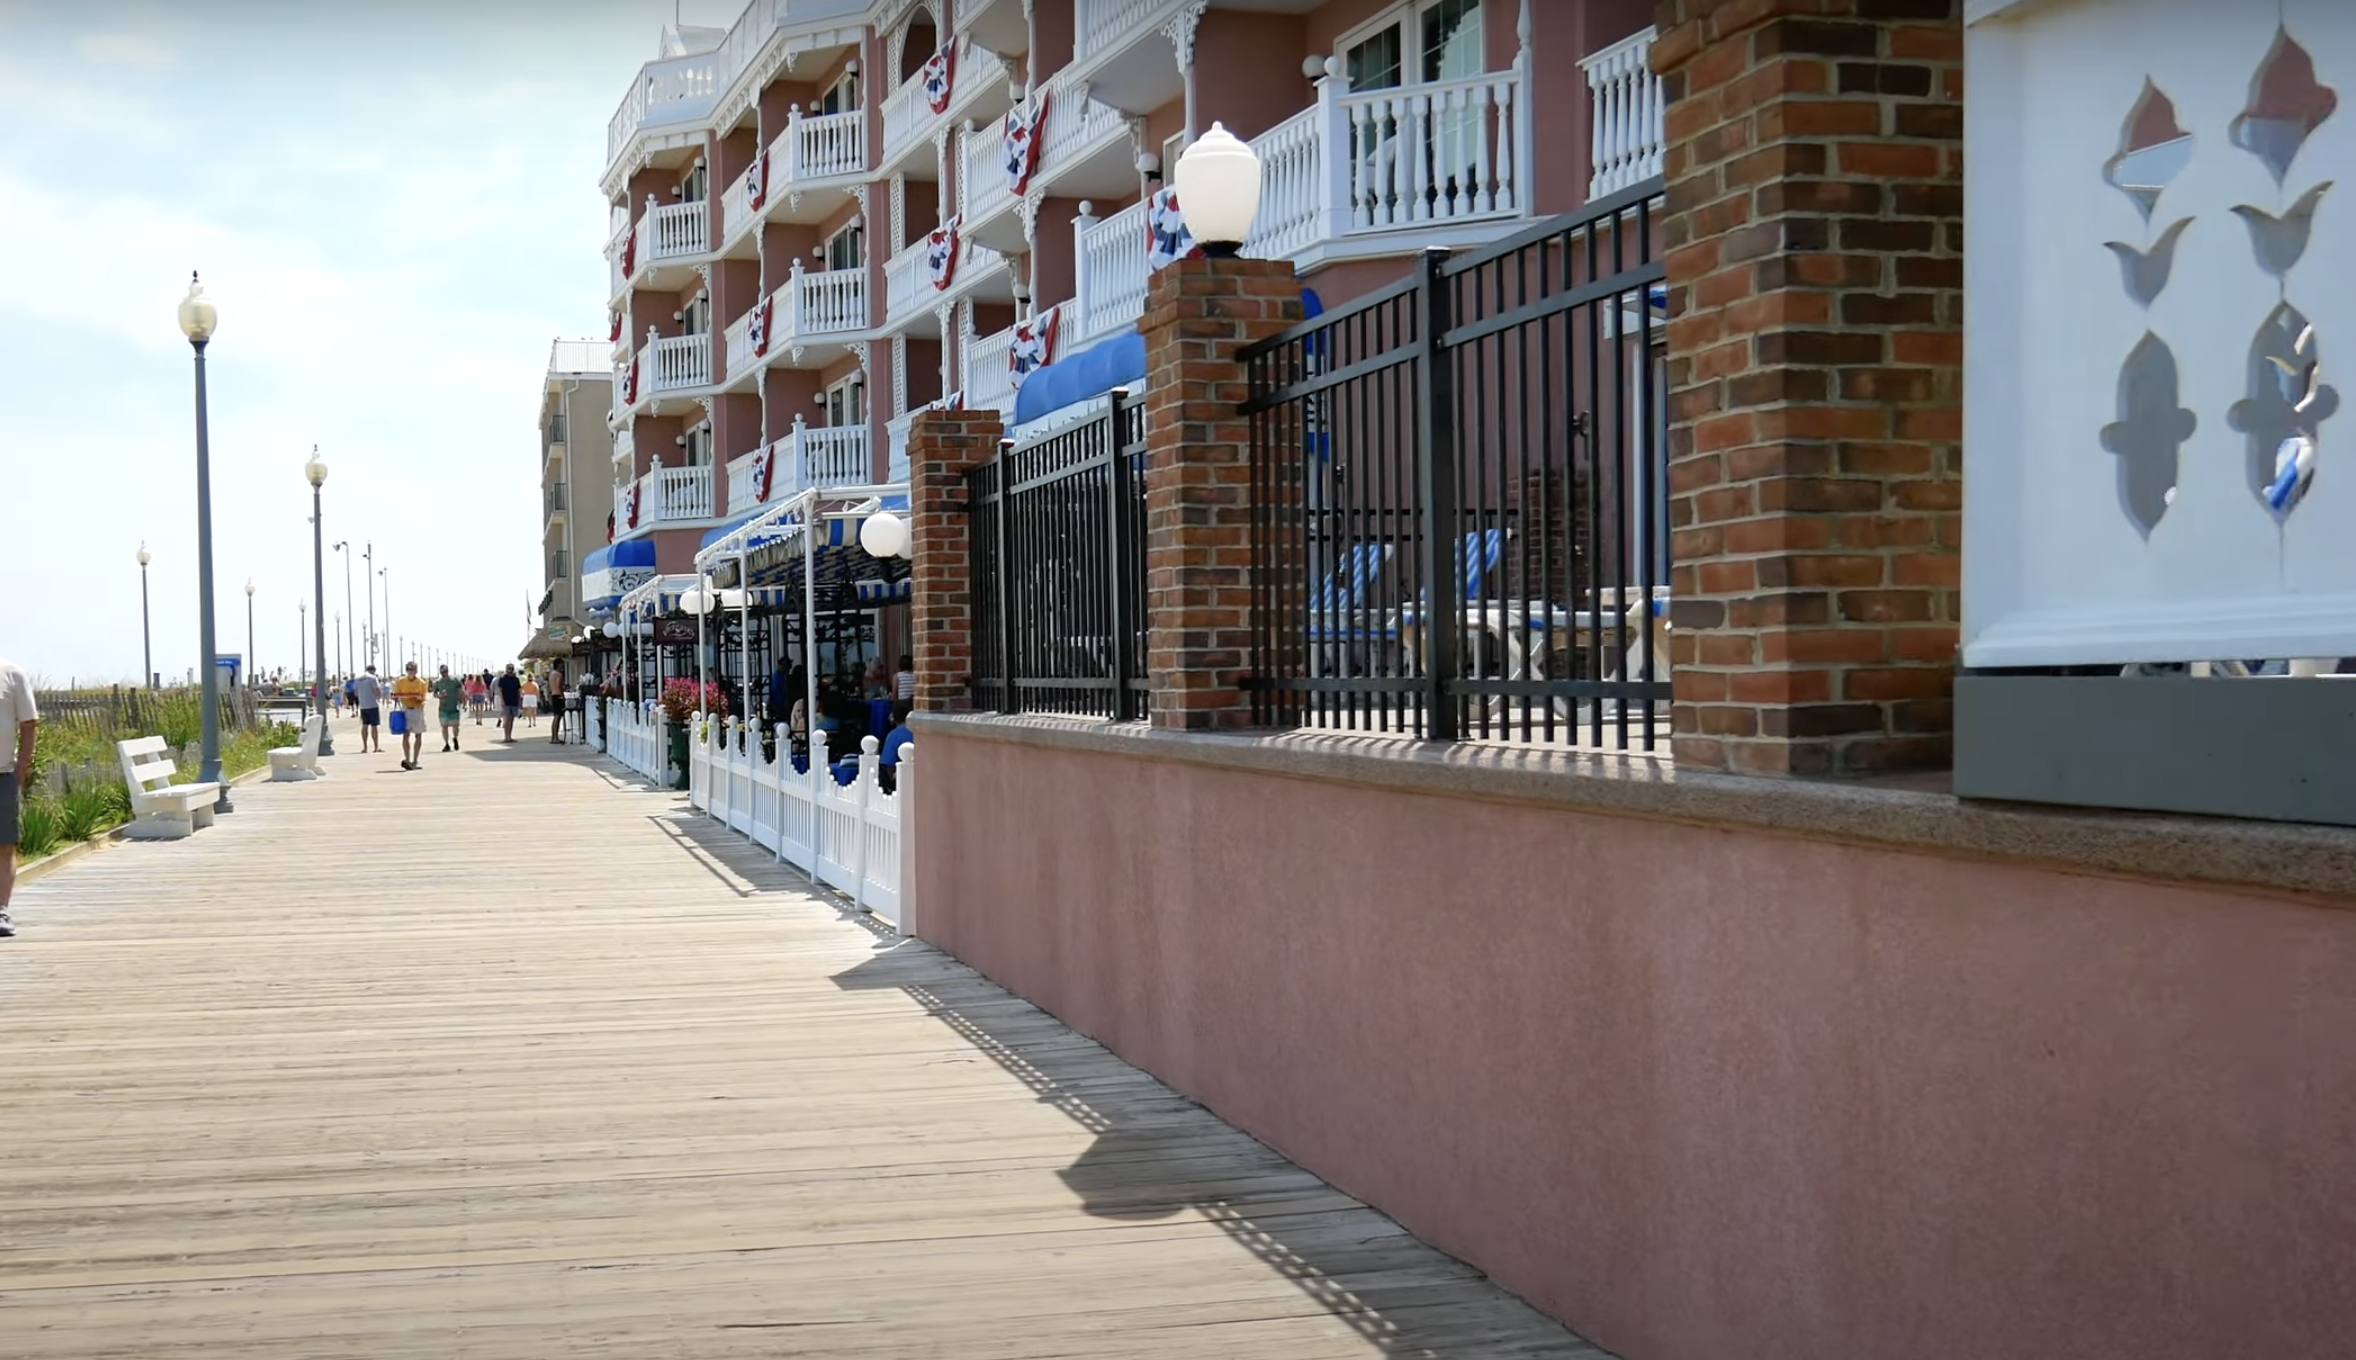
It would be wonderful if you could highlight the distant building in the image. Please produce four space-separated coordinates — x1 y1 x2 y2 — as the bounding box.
538 340 617 653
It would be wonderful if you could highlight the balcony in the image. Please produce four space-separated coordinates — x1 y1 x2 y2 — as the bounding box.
627 464 717 527
723 419 875 515
884 232 1010 331
613 426 635 472
606 51 721 166
962 321 1017 422
960 78 1132 252
719 106 868 240
545 483 569 532
879 35 1010 171
609 196 712 299
1069 198 1149 350
722 262 869 381
639 332 713 399
1243 66 1533 266
1580 28 1664 200
886 400 951 484
1072 0 1169 66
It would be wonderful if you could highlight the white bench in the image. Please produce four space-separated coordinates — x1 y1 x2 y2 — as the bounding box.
115 736 225 840
268 715 327 781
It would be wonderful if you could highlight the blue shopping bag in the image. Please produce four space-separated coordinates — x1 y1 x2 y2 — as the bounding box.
388 709 407 736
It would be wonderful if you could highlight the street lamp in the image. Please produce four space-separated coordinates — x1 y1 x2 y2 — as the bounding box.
245 579 256 690
306 448 335 755
858 510 910 559
178 272 232 813
299 598 307 684
137 543 154 689
363 542 377 667
1172 122 1262 257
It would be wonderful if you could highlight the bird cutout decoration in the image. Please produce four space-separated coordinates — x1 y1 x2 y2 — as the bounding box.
2228 305 2336 521
2104 217 2194 306
2106 80 2194 221
2232 181 2333 277
2101 332 2198 536
2231 28 2338 185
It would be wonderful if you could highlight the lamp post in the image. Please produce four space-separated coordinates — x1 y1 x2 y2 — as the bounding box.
299 599 307 688
363 542 377 667
244 579 256 691
381 567 392 672
1171 122 1263 257
178 272 232 813
306 448 335 755
137 543 154 689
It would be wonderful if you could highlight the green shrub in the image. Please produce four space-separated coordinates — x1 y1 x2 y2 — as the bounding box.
16 799 62 860
59 785 115 842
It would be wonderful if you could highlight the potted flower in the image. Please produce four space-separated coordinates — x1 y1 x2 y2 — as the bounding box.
659 678 726 789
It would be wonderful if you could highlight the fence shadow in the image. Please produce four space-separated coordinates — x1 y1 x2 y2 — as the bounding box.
828 944 1614 1360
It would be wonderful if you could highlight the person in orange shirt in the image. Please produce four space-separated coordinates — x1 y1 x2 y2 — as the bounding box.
389 661 431 770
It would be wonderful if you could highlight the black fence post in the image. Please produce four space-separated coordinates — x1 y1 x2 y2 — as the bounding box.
1105 390 1140 722
994 447 1019 716
1414 247 1460 741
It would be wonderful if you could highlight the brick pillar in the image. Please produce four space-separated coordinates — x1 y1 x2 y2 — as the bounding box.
1139 255 1302 730
907 409 1004 713
1655 0 1963 776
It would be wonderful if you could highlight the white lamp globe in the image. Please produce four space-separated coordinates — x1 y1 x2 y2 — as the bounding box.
860 510 910 559
604 620 623 638
679 588 707 616
178 272 218 342
1172 122 1261 255
305 446 328 487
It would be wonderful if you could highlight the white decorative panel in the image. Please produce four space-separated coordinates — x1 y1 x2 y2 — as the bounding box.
1963 0 2354 665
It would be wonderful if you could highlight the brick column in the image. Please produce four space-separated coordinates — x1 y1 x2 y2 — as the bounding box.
906 409 1004 713
1655 0 1963 776
1139 255 1302 731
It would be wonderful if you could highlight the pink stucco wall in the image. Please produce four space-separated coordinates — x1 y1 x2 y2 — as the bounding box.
913 725 2356 1360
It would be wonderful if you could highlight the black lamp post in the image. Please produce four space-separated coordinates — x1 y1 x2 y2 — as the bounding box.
137 543 154 689
306 447 335 755
178 272 232 813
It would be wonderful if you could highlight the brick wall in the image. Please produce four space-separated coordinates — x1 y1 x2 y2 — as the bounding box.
1138 255 1302 731
1654 0 1964 776
906 409 1004 713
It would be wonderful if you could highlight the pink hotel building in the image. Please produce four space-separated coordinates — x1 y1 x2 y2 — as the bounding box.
599 0 1663 575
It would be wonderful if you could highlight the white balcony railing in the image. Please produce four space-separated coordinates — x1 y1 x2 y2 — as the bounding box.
963 81 1127 227
636 463 716 524
882 36 1008 165
887 397 957 483
1244 65 1533 257
643 332 713 394
725 419 875 514
1073 0 1166 65
957 118 1016 227
1071 198 1150 348
885 238 932 324
608 51 721 164
645 197 710 262
613 426 635 472
1580 28 1663 199
963 322 1017 419
720 107 869 238
724 263 869 379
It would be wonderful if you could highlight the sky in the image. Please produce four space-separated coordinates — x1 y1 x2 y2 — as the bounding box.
0 0 743 687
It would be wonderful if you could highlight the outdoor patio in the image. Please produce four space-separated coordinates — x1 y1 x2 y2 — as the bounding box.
0 716 1610 1359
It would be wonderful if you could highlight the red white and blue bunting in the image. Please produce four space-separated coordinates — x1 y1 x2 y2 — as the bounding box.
1146 186 1203 272
921 43 957 116
927 218 961 292
609 309 622 343
619 360 638 406
1010 305 1059 390
621 480 641 531
752 442 777 503
749 294 772 358
745 150 768 213
1003 91 1050 196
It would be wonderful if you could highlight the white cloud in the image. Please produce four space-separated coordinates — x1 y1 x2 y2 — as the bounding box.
72 30 179 70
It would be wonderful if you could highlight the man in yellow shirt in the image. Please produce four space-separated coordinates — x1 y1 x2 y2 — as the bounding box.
389 661 432 770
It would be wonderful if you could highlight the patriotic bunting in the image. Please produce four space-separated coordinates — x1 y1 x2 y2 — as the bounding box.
749 294 772 358
927 219 961 292
621 481 641 531
1146 187 1204 271
1009 305 1059 390
1003 91 1050 196
620 230 636 278
921 43 957 115
745 150 768 213
752 442 776 502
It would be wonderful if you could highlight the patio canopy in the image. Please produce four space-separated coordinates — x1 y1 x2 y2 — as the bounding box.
1012 330 1146 432
580 537 658 618
693 485 912 606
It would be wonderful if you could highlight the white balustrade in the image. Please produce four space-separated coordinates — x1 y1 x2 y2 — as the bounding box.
883 36 1008 164
604 702 667 784
1335 71 1525 230
608 52 722 164
1243 106 1325 259
1580 28 1662 199
1033 81 1127 183
613 426 635 470
644 332 712 392
607 220 633 296
786 261 868 335
787 421 873 494
1071 198 1149 347
724 448 762 515
722 302 757 380
687 725 914 933
1073 0 1164 64
964 322 1017 419
958 118 1015 226
790 106 867 179
644 197 710 262
636 464 715 524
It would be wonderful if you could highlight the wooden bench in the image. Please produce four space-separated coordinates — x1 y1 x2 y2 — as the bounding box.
268 715 327 782
115 737 225 840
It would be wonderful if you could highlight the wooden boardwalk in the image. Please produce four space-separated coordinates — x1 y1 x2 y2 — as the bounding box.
1 719 1610 1359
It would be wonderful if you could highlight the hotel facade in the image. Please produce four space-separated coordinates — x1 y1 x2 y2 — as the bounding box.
594 0 1664 579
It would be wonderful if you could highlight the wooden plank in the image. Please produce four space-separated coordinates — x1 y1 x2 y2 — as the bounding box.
0 716 1613 1359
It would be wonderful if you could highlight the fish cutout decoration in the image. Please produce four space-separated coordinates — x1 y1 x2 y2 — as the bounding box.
2232 181 2333 277
2103 217 2194 305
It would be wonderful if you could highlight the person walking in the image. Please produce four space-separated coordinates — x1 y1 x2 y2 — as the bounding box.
390 661 431 770
351 664 386 754
545 663 569 745
432 664 467 753
462 672 484 724
0 654 38 939
496 664 523 744
895 654 916 703
521 673 541 728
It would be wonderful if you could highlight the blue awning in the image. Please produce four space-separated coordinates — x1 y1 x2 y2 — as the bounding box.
580 536 660 617
1013 330 1147 427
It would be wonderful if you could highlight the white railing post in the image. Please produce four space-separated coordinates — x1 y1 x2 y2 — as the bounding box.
785 257 806 341
853 735 877 915
895 744 914 939
1072 200 1098 338
783 104 803 181
1316 71 1353 242
806 727 830 885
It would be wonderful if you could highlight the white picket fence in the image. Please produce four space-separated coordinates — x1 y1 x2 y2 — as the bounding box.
688 722 912 932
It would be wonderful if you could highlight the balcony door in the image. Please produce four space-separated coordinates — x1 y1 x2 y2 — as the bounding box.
1338 0 1486 218
824 376 866 430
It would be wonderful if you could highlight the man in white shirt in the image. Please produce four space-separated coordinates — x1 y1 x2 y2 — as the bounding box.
0 655 38 938
350 665 385 754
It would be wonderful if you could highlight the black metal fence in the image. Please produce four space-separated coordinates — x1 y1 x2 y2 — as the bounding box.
968 390 1149 719
1238 179 1671 748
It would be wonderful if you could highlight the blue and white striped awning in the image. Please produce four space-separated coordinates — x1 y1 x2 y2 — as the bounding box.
688 485 913 611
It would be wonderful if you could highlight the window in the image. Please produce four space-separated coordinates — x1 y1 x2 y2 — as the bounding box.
683 423 713 468
820 68 860 116
1338 0 1482 91
824 222 863 273
682 159 708 203
1335 0 1488 218
824 376 866 429
681 292 711 336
